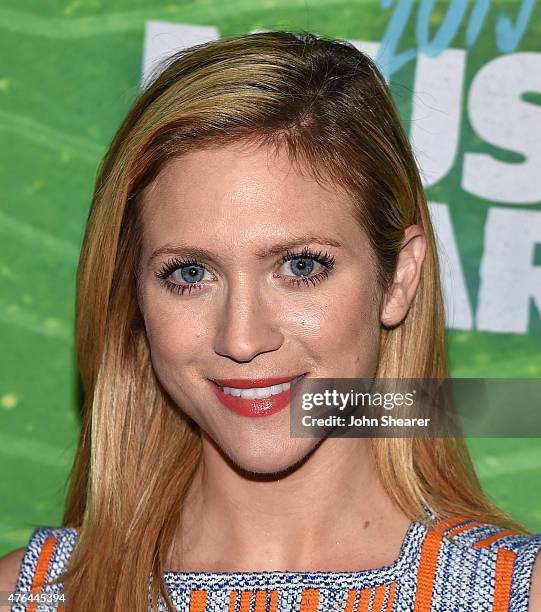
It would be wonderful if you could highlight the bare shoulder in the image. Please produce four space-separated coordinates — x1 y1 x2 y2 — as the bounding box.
0 548 26 592
529 549 541 612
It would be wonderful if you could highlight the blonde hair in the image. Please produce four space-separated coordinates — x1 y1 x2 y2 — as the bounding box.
61 30 529 611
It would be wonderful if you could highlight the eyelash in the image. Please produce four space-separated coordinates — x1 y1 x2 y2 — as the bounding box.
154 247 336 296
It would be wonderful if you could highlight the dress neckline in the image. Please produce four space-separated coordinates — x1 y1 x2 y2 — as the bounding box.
161 518 427 589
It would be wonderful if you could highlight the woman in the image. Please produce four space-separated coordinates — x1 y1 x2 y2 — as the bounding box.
1 30 540 611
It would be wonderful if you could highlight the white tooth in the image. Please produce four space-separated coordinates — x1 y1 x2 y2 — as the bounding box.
239 388 258 399
220 376 305 399
254 387 270 399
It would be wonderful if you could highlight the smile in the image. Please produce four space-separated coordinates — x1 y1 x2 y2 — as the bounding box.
220 375 305 399
208 374 307 418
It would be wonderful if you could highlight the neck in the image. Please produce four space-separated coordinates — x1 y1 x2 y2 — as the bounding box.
168 436 413 573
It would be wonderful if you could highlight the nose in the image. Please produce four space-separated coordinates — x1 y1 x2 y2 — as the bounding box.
213 277 284 363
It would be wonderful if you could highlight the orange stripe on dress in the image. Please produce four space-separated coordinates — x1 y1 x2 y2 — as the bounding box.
445 520 483 538
344 588 357 612
433 514 471 535
27 536 58 612
254 590 268 612
239 590 253 611
386 582 397 611
492 548 516 612
227 590 237 611
371 584 387 611
300 588 319 611
269 589 279 612
189 589 208 612
356 587 372 612
473 529 519 548
413 529 443 612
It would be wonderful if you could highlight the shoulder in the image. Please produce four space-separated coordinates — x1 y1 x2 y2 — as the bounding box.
0 526 80 594
427 514 541 612
528 548 541 611
0 548 26 592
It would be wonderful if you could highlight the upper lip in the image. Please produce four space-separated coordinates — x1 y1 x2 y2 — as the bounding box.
211 374 306 389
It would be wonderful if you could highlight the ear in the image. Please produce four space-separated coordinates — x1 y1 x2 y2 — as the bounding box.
380 224 427 328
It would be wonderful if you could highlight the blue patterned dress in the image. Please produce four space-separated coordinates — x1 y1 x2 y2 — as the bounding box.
10 513 541 611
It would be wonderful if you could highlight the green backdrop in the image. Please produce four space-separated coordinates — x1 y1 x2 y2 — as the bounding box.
1 0 540 556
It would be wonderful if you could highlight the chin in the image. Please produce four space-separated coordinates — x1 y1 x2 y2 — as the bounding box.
218 435 321 478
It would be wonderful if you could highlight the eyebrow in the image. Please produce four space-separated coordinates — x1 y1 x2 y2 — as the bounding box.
149 234 343 265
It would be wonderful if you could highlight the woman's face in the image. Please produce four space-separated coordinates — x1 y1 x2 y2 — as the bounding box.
138 140 383 474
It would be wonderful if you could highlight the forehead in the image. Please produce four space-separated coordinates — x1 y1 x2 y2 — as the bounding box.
139 141 362 253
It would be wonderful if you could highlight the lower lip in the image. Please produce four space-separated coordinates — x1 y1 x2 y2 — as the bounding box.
209 375 307 418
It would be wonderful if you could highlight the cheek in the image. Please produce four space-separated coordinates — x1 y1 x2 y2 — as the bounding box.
303 284 380 365
142 298 203 379
142 305 207 422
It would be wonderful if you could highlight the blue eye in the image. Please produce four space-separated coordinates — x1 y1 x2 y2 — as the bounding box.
279 247 336 287
287 258 315 276
154 247 336 296
171 264 206 284
155 257 210 296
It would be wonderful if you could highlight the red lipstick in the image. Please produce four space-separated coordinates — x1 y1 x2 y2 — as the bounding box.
208 374 307 418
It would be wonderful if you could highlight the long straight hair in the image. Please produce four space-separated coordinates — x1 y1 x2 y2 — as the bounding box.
61 30 529 610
